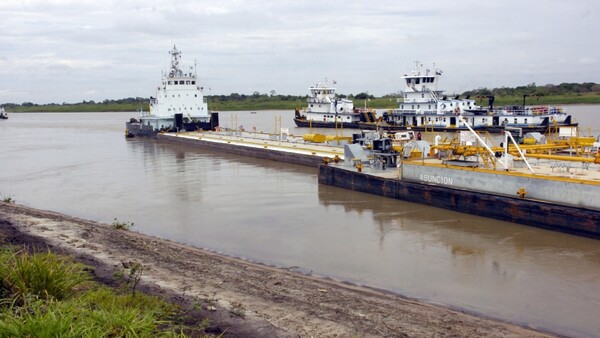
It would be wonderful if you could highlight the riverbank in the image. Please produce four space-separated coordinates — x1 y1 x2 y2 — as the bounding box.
0 202 555 337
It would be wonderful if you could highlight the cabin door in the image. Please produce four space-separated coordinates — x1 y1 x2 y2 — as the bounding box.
450 117 456 126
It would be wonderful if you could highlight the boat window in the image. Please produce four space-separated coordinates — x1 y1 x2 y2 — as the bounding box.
421 94 424 98
416 78 420 84
195 94 197 97
428 105 431 109
168 81 172 85
192 81 195 85
411 105 414 109
186 81 190 85
525 118 527 123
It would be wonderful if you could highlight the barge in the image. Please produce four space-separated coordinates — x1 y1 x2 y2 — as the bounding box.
148 122 600 238
318 124 600 238
157 130 346 167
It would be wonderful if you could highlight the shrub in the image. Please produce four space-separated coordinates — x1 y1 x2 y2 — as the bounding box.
111 218 134 230
0 250 90 302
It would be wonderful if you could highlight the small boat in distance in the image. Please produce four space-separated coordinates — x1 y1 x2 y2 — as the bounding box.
0 107 8 120
294 81 376 129
125 45 219 137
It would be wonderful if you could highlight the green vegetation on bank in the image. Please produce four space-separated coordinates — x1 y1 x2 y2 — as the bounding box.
0 246 211 337
3 82 600 112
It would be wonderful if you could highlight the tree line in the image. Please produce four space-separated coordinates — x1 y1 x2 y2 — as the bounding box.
2 82 598 108
463 82 600 98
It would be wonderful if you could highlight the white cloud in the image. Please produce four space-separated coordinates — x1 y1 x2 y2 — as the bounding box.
1 0 599 104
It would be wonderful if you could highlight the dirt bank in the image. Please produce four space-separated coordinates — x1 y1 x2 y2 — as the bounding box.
0 202 554 337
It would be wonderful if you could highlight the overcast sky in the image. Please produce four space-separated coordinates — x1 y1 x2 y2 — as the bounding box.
1 0 599 104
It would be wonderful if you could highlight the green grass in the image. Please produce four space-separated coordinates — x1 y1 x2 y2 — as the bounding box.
12 103 148 113
0 247 212 337
0 250 89 302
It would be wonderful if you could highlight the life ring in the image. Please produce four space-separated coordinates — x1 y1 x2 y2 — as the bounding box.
454 107 460 115
440 103 446 109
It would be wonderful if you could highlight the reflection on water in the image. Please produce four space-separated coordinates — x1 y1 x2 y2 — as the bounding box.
317 184 600 337
1 110 600 337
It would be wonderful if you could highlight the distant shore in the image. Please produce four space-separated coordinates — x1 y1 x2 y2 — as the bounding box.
0 202 556 337
4 93 600 113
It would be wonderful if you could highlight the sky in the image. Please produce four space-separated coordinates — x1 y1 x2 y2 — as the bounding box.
1 0 599 104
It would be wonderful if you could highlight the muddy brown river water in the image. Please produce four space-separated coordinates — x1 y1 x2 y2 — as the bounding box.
1 105 599 337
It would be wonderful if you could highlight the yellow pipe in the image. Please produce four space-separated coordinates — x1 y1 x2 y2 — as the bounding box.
525 153 600 163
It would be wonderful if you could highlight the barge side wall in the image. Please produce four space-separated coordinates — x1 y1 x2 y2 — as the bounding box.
402 163 600 210
157 134 324 167
318 164 600 238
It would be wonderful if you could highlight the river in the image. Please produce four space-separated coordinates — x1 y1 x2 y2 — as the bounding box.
1 105 599 337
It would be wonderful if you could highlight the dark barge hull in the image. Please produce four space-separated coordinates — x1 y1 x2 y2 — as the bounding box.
157 134 325 167
125 112 219 138
318 164 600 239
357 122 486 133
358 119 579 134
294 118 359 129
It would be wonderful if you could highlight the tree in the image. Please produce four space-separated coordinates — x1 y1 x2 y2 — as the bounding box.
354 92 374 100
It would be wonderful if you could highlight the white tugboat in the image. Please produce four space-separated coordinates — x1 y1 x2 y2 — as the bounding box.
0 106 7 120
294 81 376 129
359 62 575 133
358 62 490 132
126 45 218 137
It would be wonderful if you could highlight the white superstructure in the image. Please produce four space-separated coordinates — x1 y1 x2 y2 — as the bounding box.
127 45 216 136
381 62 575 132
384 62 490 130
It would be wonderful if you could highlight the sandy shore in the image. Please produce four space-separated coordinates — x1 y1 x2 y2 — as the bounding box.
0 202 555 337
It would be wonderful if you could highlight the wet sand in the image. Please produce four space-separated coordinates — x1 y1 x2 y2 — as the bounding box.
0 202 555 337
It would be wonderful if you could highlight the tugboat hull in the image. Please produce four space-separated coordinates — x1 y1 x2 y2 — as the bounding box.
293 118 359 129
126 112 219 138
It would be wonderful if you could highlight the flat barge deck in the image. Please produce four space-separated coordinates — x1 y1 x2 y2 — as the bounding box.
158 131 344 167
